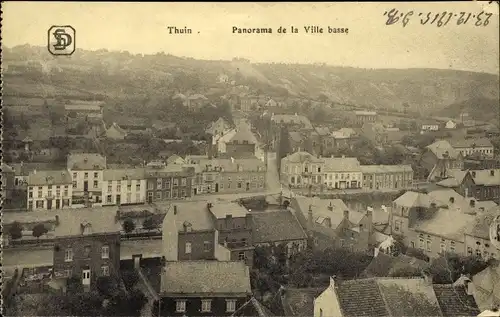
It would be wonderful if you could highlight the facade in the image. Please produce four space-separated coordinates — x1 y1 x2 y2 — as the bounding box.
208 202 255 267
464 211 500 262
354 111 377 125
471 169 500 201
52 211 121 289
27 170 73 211
421 123 440 132
101 168 146 206
145 165 195 202
67 153 107 206
158 261 252 317
436 169 476 198
64 101 104 119
450 138 495 158
281 151 325 189
421 140 464 182
360 164 413 190
323 156 362 189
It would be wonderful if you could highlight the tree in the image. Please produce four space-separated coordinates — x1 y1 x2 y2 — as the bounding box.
96 276 120 298
32 223 48 242
405 247 430 262
123 218 136 235
142 217 156 231
9 221 23 240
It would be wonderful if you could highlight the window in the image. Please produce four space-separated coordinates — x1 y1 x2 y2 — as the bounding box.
440 242 446 253
185 242 192 254
29 191 33 198
204 241 211 252
101 265 109 276
157 178 162 190
84 172 88 179
56 189 61 197
108 185 112 192
450 241 456 253
102 245 109 259
173 178 179 186
127 193 131 203
181 178 187 186
201 299 212 312
426 239 432 252
147 181 154 190
467 247 473 255
36 200 44 208
93 180 98 188
38 189 43 197
117 184 121 192
65 248 73 262
127 183 132 191
476 249 482 256
72 181 77 189
175 300 186 313
28 201 33 210
84 245 91 258
94 172 98 178
238 252 246 261
136 183 140 191
238 182 242 188
394 220 400 232
65 269 73 277
73 172 77 179
156 191 162 200
226 300 237 312
135 193 140 202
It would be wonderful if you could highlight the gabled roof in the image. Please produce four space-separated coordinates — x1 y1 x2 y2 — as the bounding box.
209 201 249 219
393 191 433 208
67 153 106 170
471 169 500 186
160 261 251 295
363 252 430 278
293 196 364 228
426 140 461 159
437 169 472 188
251 210 307 243
166 154 185 165
28 170 72 186
466 209 500 240
335 278 389 317
433 284 480 317
107 122 127 135
229 127 258 144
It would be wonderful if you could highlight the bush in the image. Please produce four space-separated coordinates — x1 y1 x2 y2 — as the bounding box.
122 270 140 290
32 223 48 240
123 218 136 234
9 221 23 240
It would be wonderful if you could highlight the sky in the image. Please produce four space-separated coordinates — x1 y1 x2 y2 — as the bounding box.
2 1 499 74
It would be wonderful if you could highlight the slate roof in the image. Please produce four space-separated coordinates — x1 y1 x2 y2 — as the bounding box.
166 154 185 165
393 191 433 208
335 278 389 317
323 157 361 172
10 162 65 177
437 169 472 188
233 297 275 317
67 153 107 170
103 168 145 181
433 284 480 317
160 261 251 295
27 170 72 186
282 287 325 317
162 201 216 233
188 157 265 173
251 210 308 243
288 131 303 143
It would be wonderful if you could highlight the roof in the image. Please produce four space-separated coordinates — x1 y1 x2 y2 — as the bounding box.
450 137 494 148
162 201 216 232
2 164 15 173
471 169 500 186
251 210 308 243
289 131 304 143
282 151 323 164
67 153 106 170
145 164 194 177
64 100 104 112
433 284 481 317
393 191 433 208
282 288 325 317
209 201 249 219
315 126 331 136
160 261 251 295
3 207 122 237
27 170 72 186
229 127 258 144
103 168 145 181
10 162 65 177
186 157 265 173
166 154 185 165
437 169 472 188
233 297 276 317
472 261 500 312
427 140 461 159
172 93 187 100
323 157 361 172
107 123 127 135
360 164 413 174
466 209 500 239
355 111 377 116
364 253 430 278
335 278 389 317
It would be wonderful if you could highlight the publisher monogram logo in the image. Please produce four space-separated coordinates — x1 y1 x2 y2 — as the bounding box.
47 25 76 56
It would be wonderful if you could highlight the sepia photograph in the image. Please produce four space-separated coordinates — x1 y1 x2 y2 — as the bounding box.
1 1 499 316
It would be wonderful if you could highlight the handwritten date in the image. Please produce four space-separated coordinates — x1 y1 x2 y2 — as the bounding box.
383 8 493 27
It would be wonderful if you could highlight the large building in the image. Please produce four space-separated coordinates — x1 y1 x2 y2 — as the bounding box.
145 164 196 202
354 111 377 125
27 170 73 211
64 100 104 120
102 168 147 206
52 210 121 290
323 156 362 190
360 164 413 190
421 140 464 182
281 151 325 189
449 137 495 158
67 153 107 206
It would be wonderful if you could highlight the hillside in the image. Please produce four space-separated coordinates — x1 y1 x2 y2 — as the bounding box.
436 97 500 123
3 45 499 114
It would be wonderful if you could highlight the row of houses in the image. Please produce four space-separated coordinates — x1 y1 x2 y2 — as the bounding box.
280 151 414 191
5 152 266 211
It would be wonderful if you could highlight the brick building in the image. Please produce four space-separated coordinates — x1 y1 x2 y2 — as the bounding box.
360 164 413 190
145 164 196 202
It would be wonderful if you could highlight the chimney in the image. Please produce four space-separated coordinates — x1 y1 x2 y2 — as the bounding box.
491 170 495 176
464 279 475 296
469 199 475 208
367 206 373 217
329 275 336 288
328 201 333 211
173 205 178 215
449 197 455 204
343 210 349 221
55 215 60 226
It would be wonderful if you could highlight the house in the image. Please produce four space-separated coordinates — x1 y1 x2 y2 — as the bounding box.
251 210 308 257
281 151 325 189
206 117 233 137
64 100 104 119
421 123 441 132
291 196 372 252
10 162 61 189
445 120 457 129
114 117 152 136
222 126 258 158
167 155 186 165
421 140 464 182
67 153 107 206
471 261 500 312
363 251 430 278
162 202 231 262
450 137 495 158
436 169 476 198
145 164 196 202
470 169 500 201
232 297 276 317
105 123 127 140
314 276 480 317
27 170 73 211
158 261 252 316
390 189 497 258
322 128 358 153
101 168 146 206
208 201 254 266
354 111 377 125
2 164 15 205
52 210 121 290
184 156 266 195
323 156 362 190
360 165 413 190
464 210 500 261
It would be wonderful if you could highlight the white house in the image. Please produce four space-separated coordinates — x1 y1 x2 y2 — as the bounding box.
27 170 73 211
102 168 147 206
421 123 440 132
323 156 362 189
67 153 107 205
445 120 457 129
